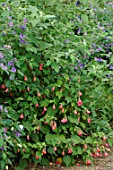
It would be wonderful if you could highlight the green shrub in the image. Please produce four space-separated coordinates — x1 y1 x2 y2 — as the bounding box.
0 0 113 169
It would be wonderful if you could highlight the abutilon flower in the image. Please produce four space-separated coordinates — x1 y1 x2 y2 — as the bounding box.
77 99 83 106
61 118 68 123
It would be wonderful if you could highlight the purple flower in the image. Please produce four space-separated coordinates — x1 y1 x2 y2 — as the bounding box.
90 5 93 8
23 18 27 23
8 60 14 66
94 57 103 62
109 65 113 70
4 45 11 50
78 63 84 68
84 55 87 58
2 32 6 36
11 67 16 73
93 8 97 11
79 19 82 23
8 22 13 27
96 47 101 52
2 3 6 6
19 39 28 44
4 108 8 113
7 7 10 11
0 52 4 59
107 74 111 78
77 28 81 34
15 132 21 137
64 39 70 43
1 147 4 151
0 63 7 70
70 20 74 22
92 43 96 48
0 105 3 112
20 34 25 39
76 0 81 6
20 24 26 29
4 128 7 134
98 58 103 62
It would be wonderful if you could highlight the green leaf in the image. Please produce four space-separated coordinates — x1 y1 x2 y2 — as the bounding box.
0 161 5 170
40 158 49 166
63 155 71 167
27 96 32 101
10 0 20 7
68 116 78 124
3 153 7 160
56 91 62 99
0 138 4 148
17 70 24 76
85 137 93 144
47 147 56 155
81 14 88 23
36 151 42 158
15 167 24 170
77 146 83 155
71 135 83 144
46 60 51 66
40 99 49 107
51 63 59 73
6 80 11 88
30 19 40 27
18 159 27 169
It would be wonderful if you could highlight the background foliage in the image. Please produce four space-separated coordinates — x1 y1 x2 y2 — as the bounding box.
0 0 113 169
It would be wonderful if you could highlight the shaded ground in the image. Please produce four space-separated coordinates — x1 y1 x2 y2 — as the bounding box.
22 150 113 170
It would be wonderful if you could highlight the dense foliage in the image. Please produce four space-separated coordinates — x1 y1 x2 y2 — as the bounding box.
0 0 113 169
